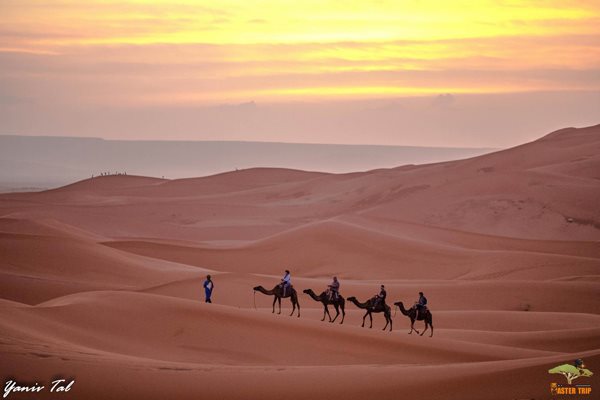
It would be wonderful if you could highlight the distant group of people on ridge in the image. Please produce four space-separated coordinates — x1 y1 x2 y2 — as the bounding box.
91 171 127 178
203 269 434 336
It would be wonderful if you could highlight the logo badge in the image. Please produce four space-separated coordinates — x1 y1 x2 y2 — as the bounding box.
549 359 593 396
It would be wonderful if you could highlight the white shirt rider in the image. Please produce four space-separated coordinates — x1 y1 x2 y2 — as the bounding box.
282 270 291 285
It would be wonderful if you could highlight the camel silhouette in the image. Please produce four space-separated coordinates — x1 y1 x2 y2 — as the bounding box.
347 296 392 331
253 285 300 317
303 288 345 324
394 301 433 337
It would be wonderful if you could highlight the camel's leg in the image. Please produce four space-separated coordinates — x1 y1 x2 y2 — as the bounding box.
277 297 282 314
382 311 392 331
272 297 277 313
340 304 345 324
330 304 339 323
322 304 330 321
361 311 368 327
420 320 428 336
290 295 300 317
412 318 420 335
368 312 373 328
289 294 300 318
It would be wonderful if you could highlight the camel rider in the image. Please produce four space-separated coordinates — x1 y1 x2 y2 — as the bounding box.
280 269 291 297
374 285 386 308
415 291 427 319
327 276 340 301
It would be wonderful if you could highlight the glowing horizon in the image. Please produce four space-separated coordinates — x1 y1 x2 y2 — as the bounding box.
1 1 599 147
1 0 599 104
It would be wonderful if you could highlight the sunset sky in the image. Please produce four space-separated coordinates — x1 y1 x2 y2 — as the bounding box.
1 0 599 146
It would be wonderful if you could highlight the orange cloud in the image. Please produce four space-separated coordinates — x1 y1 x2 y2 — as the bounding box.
0 0 598 103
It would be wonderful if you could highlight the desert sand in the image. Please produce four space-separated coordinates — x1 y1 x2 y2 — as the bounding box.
1 125 599 399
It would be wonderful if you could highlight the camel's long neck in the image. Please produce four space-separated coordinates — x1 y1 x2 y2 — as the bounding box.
306 289 322 301
350 298 369 308
398 302 410 315
256 286 275 296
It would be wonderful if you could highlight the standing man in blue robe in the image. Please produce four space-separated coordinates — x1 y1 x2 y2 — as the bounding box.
203 275 214 303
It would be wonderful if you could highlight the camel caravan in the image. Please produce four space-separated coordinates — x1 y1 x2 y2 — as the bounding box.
252 271 434 337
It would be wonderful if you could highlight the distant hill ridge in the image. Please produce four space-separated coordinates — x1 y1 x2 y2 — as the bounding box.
0 135 494 190
8 124 598 241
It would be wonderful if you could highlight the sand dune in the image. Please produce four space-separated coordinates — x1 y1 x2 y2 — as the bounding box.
1 125 599 399
0 218 201 304
6 291 559 367
102 219 600 281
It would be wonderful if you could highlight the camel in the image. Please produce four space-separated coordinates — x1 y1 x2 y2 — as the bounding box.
253 285 300 317
394 301 433 337
347 296 392 331
303 289 345 324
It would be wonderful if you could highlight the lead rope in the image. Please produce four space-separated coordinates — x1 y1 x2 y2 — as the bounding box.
253 290 257 310
394 304 397 317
